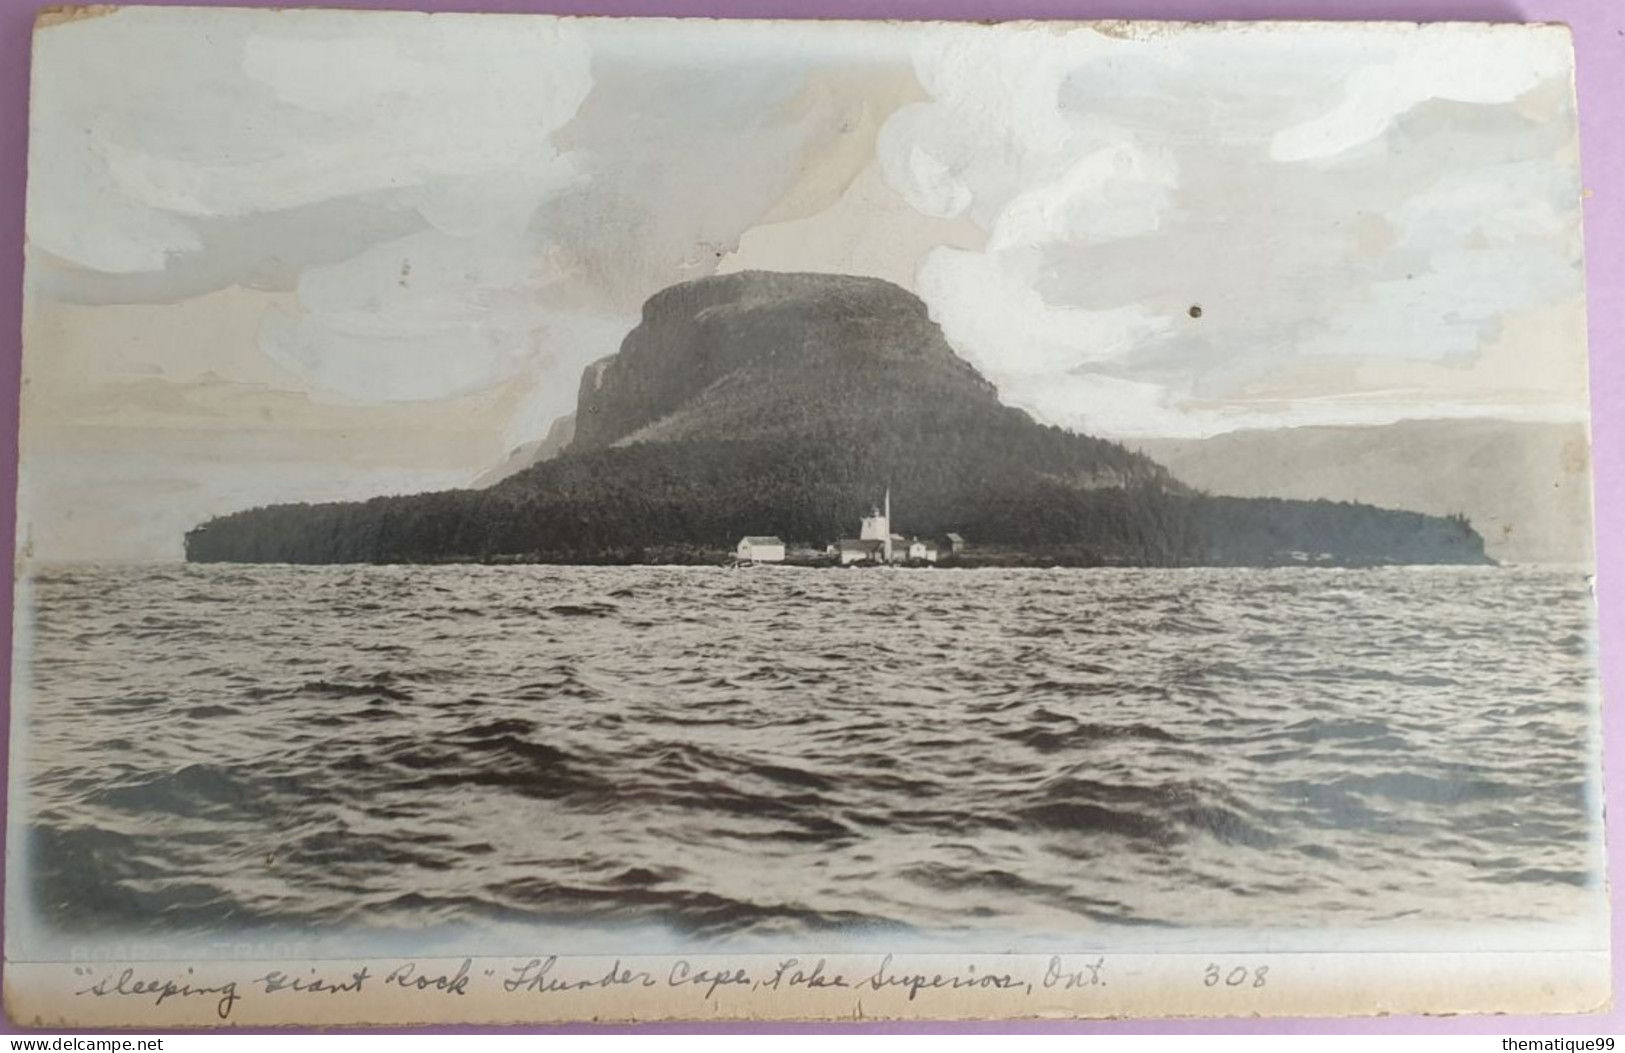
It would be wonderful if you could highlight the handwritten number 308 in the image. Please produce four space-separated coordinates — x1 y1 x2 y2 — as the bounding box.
1204 964 1268 988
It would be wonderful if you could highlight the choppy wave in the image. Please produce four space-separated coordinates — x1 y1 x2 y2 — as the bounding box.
13 563 1604 944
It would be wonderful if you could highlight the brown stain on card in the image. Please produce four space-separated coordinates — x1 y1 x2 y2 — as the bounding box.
1560 437 1589 475
36 5 120 29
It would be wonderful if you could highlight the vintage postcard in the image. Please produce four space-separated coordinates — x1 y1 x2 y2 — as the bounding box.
3 8 1605 1026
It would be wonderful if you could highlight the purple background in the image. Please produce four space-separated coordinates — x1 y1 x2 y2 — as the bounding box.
0 0 1618 1035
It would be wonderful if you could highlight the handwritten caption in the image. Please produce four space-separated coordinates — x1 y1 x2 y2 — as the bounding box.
64 953 1218 1021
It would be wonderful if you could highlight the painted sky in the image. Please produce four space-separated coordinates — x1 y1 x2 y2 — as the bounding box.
20 11 1588 559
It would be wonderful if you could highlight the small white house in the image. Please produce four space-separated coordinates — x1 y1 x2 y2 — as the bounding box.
907 538 939 563
836 538 885 565
736 536 786 563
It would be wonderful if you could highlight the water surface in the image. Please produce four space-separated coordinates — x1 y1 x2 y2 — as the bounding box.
12 564 1604 951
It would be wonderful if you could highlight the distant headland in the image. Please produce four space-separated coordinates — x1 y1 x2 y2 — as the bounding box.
184 272 1491 569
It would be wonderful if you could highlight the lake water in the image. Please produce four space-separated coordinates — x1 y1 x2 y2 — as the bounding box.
8 563 1605 954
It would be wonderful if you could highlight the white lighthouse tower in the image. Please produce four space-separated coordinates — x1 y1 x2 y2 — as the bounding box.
859 488 893 563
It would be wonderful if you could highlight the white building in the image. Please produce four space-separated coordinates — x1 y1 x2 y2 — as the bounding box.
907 538 939 563
858 489 895 562
829 490 962 566
836 538 886 565
735 536 786 563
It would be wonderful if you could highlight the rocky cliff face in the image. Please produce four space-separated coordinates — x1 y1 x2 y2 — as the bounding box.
570 271 997 451
470 412 576 489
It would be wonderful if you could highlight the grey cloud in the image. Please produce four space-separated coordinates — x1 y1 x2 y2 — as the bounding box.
31 194 429 305
1032 92 1581 400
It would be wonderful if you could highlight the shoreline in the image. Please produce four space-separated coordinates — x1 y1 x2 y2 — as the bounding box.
166 554 1502 571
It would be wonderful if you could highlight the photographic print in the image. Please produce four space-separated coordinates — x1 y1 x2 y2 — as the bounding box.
2 8 1606 1025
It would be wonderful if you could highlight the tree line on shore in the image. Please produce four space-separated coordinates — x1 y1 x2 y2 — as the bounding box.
184 435 1488 567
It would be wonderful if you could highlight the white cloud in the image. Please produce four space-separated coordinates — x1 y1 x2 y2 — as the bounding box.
29 10 593 270
877 21 1584 439
989 139 1177 250
29 9 605 407
1393 159 1574 250
1007 371 1199 439
877 27 1118 232
257 228 551 402
1270 24 1573 162
1299 244 1579 363
894 142 973 219
918 246 1173 377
